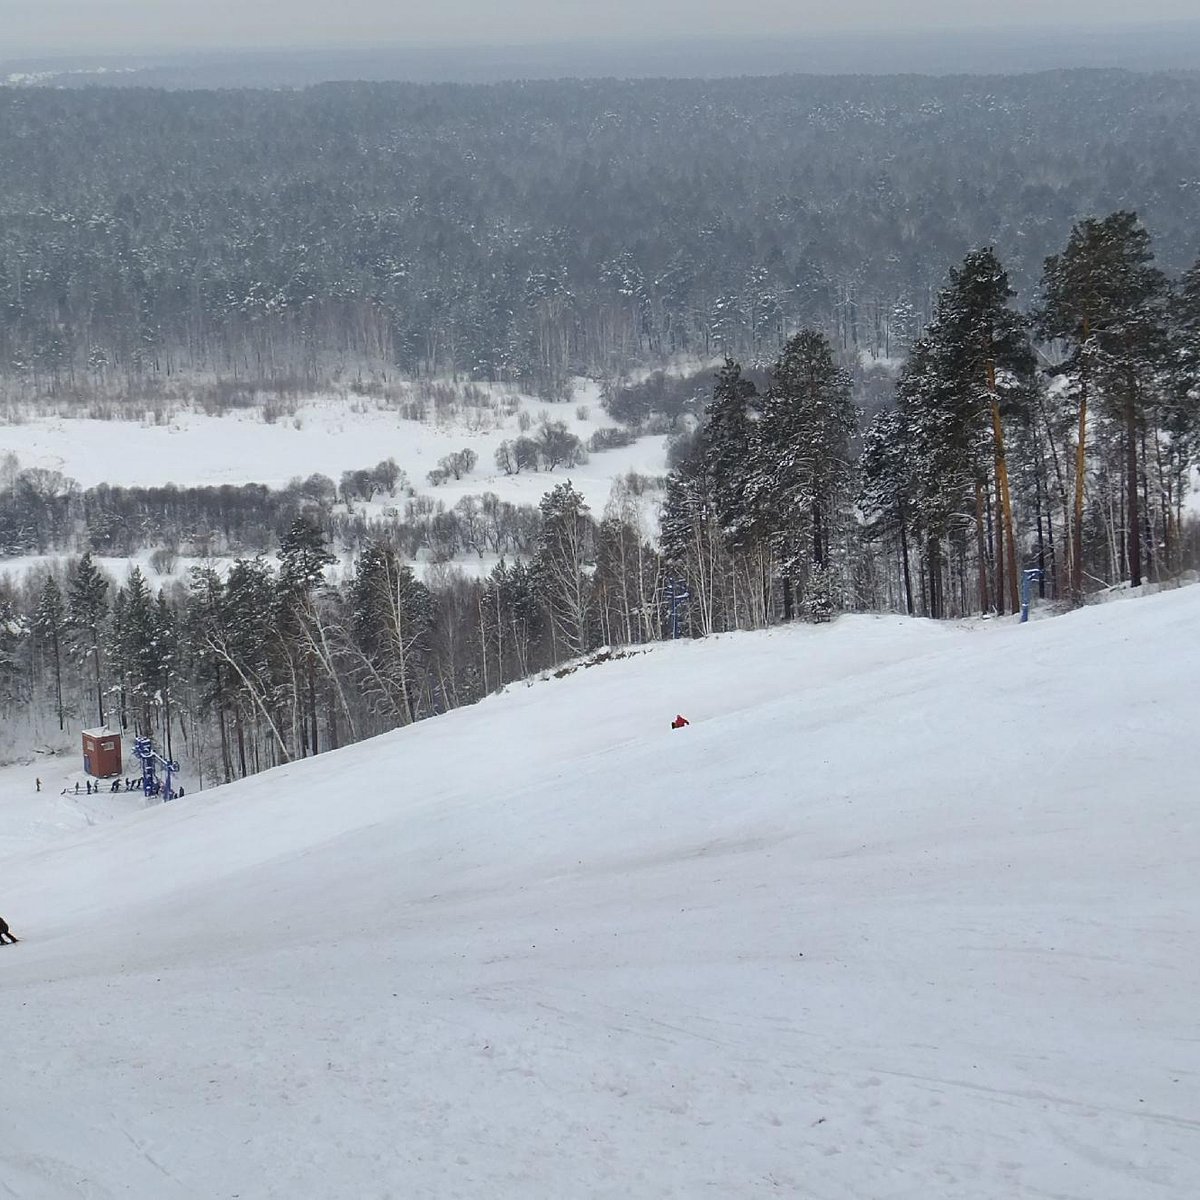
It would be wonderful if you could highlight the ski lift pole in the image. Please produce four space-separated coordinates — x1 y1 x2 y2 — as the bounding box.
133 736 156 796
1020 568 1044 623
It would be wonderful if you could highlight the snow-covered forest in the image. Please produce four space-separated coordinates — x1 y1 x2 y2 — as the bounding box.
1 72 1199 397
0 67 1195 789
0 208 1197 786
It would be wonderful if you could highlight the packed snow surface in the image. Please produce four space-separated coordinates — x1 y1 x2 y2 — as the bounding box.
3 589 1199 1198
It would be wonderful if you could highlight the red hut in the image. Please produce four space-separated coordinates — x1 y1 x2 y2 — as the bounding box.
82 728 122 778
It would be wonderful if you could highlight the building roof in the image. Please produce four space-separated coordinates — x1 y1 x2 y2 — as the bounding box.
81 727 118 738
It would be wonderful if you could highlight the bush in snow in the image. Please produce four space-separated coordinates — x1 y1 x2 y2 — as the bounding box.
588 426 636 452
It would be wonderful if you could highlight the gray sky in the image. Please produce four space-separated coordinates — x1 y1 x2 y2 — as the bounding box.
4 0 1200 57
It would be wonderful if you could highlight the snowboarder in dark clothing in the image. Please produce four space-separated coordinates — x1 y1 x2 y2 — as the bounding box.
0 917 18 944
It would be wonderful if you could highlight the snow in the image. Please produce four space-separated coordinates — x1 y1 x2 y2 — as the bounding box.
2 587 1199 1197
0 380 669 584
0 549 230 589
0 754 150 862
0 382 668 515
858 348 905 372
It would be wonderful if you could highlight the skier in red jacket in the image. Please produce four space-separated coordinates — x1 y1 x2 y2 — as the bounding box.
671 714 690 730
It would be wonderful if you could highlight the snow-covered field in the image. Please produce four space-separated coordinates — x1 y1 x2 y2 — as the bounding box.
0 382 669 512
0 756 150 862
2 588 1198 1198
0 380 671 585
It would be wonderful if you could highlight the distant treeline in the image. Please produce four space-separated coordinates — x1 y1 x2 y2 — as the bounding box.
0 455 562 563
1 70 1199 394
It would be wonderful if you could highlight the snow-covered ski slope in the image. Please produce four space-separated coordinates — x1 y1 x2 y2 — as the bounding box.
3 588 1199 1199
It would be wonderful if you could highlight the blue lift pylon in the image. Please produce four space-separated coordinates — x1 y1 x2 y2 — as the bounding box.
133 736 181 800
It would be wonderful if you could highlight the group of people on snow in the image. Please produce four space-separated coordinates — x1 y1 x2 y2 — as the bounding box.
56 777 184 800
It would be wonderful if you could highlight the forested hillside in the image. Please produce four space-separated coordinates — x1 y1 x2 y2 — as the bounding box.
0 71 1197 790
5 211 1196 788
2 70 1199 395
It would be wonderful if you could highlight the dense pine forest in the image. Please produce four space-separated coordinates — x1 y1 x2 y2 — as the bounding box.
0 71 1197 786
2 71 1199 396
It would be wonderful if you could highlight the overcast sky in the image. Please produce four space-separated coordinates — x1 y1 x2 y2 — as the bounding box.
4 0 1199 57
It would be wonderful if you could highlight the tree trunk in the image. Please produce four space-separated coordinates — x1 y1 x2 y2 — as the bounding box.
1124 375 1142 588
51 630 64 731
1071 326 1090 602
974 478 990 614
987 360 1020 612
993 459 1006 615
93 645 104 727
898 503 914 616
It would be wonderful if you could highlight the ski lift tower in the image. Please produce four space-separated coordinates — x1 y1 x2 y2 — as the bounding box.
133 736 181 800
1020 569 1044 623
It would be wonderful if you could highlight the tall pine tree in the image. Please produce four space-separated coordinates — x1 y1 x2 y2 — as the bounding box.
67 551 109 727
1037 211 1169 592
753 330 857 620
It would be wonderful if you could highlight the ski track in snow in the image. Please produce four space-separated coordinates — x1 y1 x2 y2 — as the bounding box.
2 589 1199 1198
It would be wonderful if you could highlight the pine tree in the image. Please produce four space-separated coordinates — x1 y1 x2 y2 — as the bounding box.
532 481 595 658
702 357 762 552
1175 260 1200 397
154 591 179 761
106 583 130 731
754 329 857 620
278 515 337 596
184 565 237 780
277 516 337 756
67 551 110 727
215 557 289 768
1170 259 1200 487
892 336 967 618
859 407 916 614
894 251 1035 616
113 567 175 740
1037 211 1169 592
659 450 723 635
32 575 67 730
933 248 1035 612
696 358 774 627
0 596 29 716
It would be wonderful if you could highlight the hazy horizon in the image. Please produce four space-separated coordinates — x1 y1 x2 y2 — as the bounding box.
5 1 1200 59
